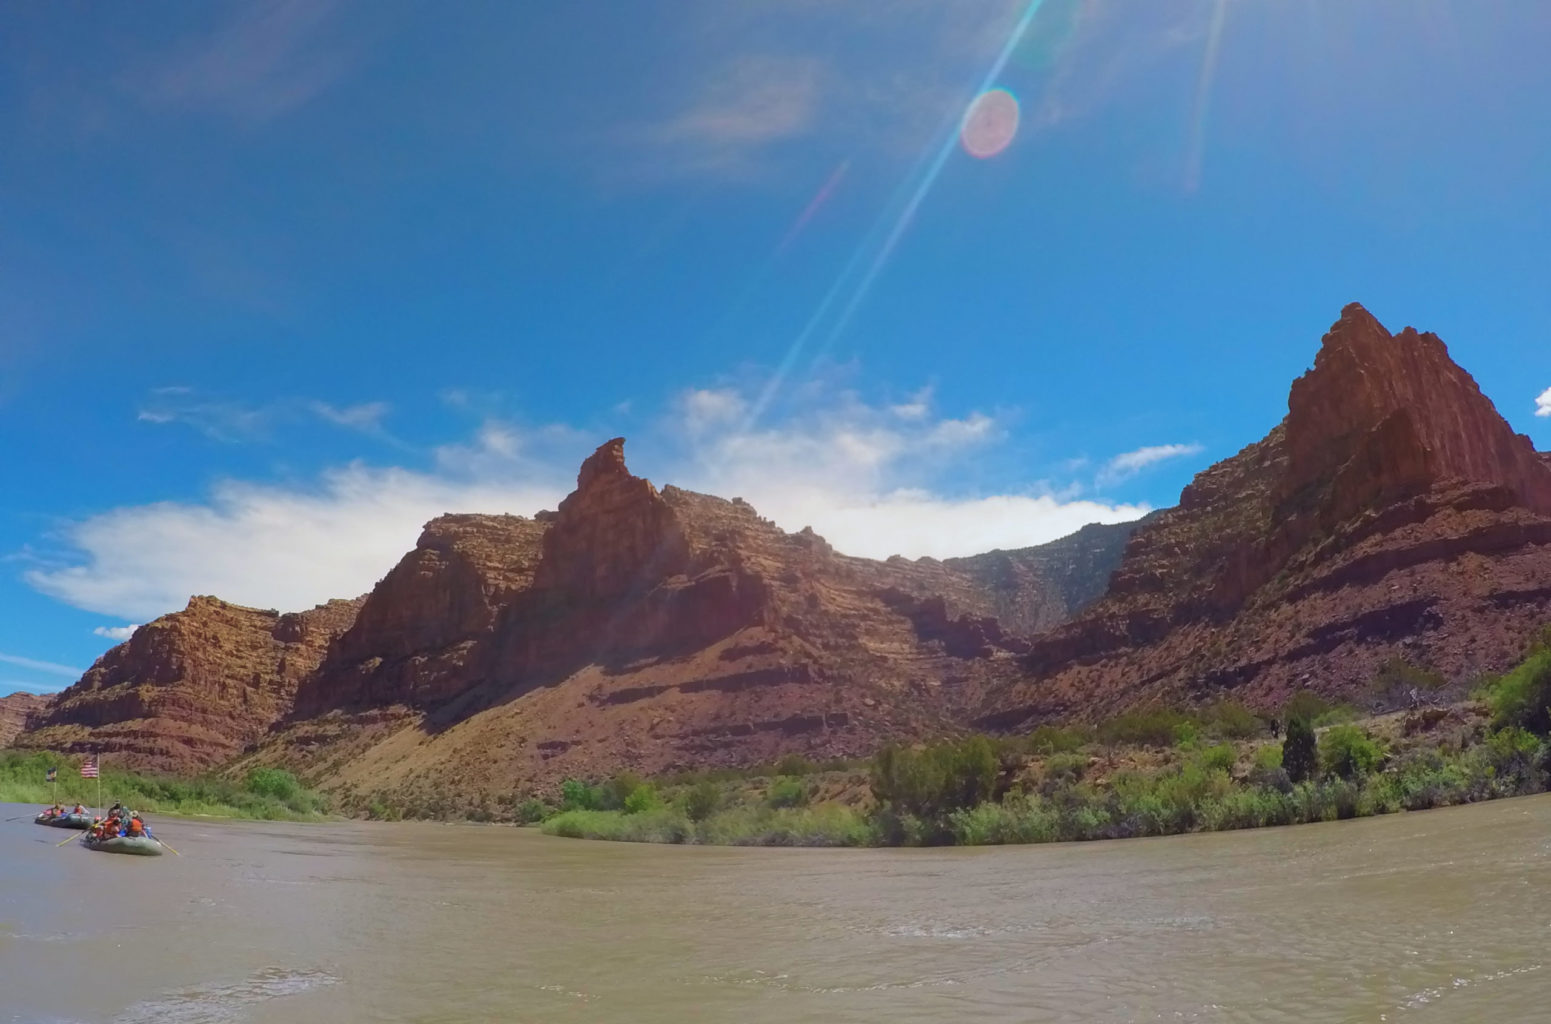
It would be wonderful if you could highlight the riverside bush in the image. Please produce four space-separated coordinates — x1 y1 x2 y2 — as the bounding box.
1482 649 1551 735
1282 716 1318 783
1319 725 1385 781
1098 708 1193 748
870 736 997 836
680 780 721 822
0 751 327 819
541 808 692 843
1028 724 1092 754
765 776 808 808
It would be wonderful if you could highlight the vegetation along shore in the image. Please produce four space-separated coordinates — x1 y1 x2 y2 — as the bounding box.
0 753 329 821
532 633 1551 847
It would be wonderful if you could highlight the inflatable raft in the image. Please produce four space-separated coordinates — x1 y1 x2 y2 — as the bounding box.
36 812 93 829
82 834 163 856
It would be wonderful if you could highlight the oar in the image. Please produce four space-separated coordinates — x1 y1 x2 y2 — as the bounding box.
153 836 181 857
56 833 82 847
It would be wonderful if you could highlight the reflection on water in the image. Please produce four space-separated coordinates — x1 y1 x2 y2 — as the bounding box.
2 795 1549 1023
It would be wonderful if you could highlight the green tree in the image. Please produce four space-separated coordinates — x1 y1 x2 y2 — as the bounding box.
1282 716 1317 784
680 780 721 822
1319 725 1385 780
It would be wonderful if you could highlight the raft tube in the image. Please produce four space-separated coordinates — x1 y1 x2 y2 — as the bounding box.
82 835 164 856
36 813 93 829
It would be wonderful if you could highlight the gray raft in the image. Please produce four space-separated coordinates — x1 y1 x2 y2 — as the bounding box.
36 813 93 829
82 834 164 856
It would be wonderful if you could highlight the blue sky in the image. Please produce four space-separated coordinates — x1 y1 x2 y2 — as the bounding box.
4 0 1549 695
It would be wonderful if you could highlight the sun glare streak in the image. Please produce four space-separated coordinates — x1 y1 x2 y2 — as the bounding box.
1186 0 1230 192
745 0 1053 433
776 160 851 256
814 0 1048 363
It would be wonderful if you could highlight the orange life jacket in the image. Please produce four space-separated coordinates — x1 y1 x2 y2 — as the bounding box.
127 818 145 836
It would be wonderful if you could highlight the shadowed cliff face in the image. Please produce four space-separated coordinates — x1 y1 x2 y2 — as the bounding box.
11 597 363 773
248 440 1141 794
987 304 1551 727
0 691 48 748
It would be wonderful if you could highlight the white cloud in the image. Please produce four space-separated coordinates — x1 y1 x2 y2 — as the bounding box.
0 652 84 678
667 383 1147 559
27 378 1156 620
1536 387 1551 418
26 465 568 622
92 625 140 641
138 390 396 442
677 388 747 434
1098 443 1204 485
309 401 391 431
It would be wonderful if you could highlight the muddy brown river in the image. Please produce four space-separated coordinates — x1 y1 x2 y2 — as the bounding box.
2 796 1549 1023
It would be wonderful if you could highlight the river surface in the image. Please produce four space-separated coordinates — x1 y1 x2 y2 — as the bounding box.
3 796 1550 1023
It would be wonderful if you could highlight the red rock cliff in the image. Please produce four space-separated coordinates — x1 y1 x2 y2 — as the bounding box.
0 691 49 748
12 596 363 773
985 304 1551 727
253 440 1135 800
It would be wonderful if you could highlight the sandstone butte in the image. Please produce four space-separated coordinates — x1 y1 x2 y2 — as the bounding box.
11 598 363 774
983 303 1551 729
0 691 48 748
10 445 1136 781
9 304 1551 800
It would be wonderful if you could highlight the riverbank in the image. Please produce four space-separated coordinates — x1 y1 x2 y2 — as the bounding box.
0 751 330 820
538 642 1551 847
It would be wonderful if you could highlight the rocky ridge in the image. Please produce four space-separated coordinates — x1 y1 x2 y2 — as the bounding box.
13 596 364 773
258 439 1107 795
984 304 1551 726
0 691 48 748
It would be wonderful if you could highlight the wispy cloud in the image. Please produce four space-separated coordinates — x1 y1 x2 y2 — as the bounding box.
309 401 392 432
1536 387 1551 418
628 54 824 179
28 373 1153 621
129 0 352 124
1098 443 1204 485
92 625 140 642
138 390 396 442
0 652 84 678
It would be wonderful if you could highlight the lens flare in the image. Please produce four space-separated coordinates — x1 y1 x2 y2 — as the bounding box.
960 88 1021 159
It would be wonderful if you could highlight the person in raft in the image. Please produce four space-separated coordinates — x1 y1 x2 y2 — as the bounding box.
42 803 64 819
124 813 148 838
71 804 85 815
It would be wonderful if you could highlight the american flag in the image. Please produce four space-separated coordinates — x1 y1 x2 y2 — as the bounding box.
80 756 98 779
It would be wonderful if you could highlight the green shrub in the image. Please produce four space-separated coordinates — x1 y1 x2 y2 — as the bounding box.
869 736 997 840
541 808 691 843
774 753 815 777
765 776 808 809
1194 743 1236 775
1483 650 1551 735
1098 708 1193 748
1200 700 1264 740
1282 716 1317 783
1042 752 1088 783
560 778 603 811
1319 725 1385 781
604 772 645 810
245 767 301 801
680 780 721 822
514 798 550 824
622 782 662 814
1028 724 1091 754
